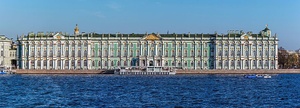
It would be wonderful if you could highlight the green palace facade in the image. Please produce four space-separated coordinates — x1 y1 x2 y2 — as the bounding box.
17 25 278 70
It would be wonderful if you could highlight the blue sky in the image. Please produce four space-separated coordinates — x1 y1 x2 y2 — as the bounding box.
0 0 299 50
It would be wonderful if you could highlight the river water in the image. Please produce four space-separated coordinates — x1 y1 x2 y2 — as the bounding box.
0 74 299 107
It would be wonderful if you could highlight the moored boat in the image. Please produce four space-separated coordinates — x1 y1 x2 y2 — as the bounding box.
0 67 7 74
244 74 272 79
244 74 257 78
114 66 176 75
263 74 272 78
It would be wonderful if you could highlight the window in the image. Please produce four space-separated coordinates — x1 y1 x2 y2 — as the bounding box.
245 50 249 56
158 50 161 56
218 49 222 56
231 60 234 67
144 49 147 56
105 50 108 57
98 49 101 57
58 60 61 66
231 49 234 56
178 50 182 56
65 49 69 57
84 60 87 67
37 60 41 67
50 60 53 67
77 61 80 66
151 50 154 56
225 60 228 67
50 49 53 56
72 49 75 57
65 61 69 67
111 50 114 57
78 49 81 57
264 60 268 67
84 50 87 56
92 50 95 57
237 50 241 56
165 50 168 57
44 61 47 67
172 50 175 57
72 60 75 67
124 61 127 66
120 50 123 56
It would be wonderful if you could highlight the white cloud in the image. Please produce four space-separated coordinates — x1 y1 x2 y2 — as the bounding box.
94 11 106 18
107 2 121 11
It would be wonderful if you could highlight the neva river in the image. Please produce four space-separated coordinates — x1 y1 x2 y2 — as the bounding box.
0 74 300 107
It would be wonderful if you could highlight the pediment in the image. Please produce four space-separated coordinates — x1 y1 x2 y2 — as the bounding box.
143 34 161 41
53 33 65 39
241 34 252 40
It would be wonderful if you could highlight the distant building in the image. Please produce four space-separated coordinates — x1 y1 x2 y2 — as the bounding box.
286 50 296 54
17 25 278 70
0 35 17 69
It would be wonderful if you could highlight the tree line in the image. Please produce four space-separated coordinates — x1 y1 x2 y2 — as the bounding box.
278 47 299 69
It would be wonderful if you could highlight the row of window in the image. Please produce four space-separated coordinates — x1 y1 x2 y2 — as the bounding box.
26 60 275 67
218 49 276 56
0 51 16 57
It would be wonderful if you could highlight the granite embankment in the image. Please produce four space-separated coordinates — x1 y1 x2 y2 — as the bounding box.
16 69 106 74
15 69 300 74
176 69 300 74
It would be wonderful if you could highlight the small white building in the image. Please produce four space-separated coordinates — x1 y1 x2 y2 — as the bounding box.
0 35 17 69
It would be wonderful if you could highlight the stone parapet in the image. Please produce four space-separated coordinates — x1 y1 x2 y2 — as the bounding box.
14 69 300 74
16 69 105 74
176 69 300 74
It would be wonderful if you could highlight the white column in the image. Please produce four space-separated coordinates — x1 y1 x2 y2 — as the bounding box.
34 60 37 69
22 60 25 69
234 42 237 70
46 60 49 70
27 60 30 69
87 41 91 69
69 60 71 70
22 44 25 57
28 45 31 58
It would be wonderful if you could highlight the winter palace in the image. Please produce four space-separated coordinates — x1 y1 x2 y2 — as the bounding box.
17 25 278 70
